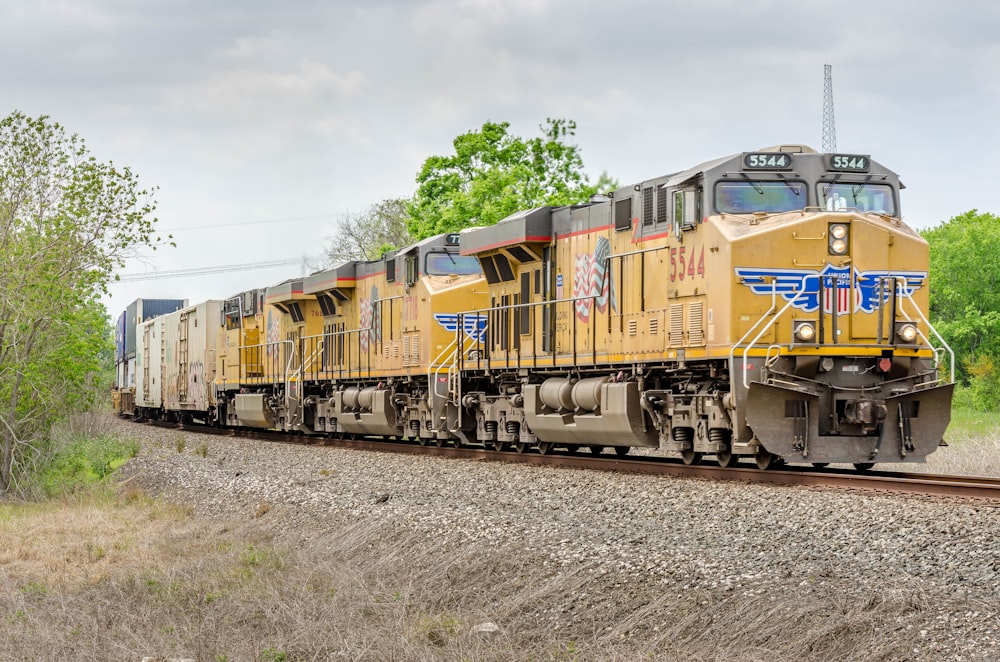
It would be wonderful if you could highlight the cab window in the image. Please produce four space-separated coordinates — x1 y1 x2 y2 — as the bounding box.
425 252 482 276
818 182 896 216
714 180 806 213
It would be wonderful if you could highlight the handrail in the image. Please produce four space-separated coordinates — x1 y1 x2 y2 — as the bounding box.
894 279 955 383
738 284 810 389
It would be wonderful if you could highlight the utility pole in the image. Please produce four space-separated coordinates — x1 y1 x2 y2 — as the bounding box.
822 64 837 153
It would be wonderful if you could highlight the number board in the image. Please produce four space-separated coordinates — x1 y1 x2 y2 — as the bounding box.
826 154 870 172
742 152 793 170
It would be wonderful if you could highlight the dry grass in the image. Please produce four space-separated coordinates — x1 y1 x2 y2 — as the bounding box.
899 409 1000 476
1 484 995 661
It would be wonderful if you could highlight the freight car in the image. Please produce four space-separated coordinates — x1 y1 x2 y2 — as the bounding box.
113 298 187 415
121 144 953 470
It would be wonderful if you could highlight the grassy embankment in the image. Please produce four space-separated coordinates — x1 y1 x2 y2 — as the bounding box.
0 410 996 660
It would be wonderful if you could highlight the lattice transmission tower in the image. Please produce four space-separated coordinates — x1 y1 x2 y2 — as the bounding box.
822 64 837 153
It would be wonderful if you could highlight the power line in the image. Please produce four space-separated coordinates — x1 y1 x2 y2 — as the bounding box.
115 256 324 283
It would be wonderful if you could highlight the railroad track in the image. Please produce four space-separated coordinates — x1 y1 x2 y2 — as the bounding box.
146 420 1000 503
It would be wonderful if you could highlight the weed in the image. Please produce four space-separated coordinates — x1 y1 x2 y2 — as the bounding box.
20 580 47 596
254 501 271 518
204 590 225 604
84 541 106 562
414 613 460 647
196 443 209 458
240 545 285 572
175 438 186 453
260 647 287 662
6 609 28 624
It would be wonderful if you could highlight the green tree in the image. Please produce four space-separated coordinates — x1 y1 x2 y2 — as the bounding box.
407 118 617 240
0 111 163 494
324 198 413 266
922 210 1000 408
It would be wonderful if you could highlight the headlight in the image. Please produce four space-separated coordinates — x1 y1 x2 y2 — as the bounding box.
829 223 849 255
794 321 817 342
896 323 918 343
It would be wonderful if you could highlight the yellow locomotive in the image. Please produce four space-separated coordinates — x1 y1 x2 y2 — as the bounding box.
458 145 952 468
211 232 488 443
123 144 952 470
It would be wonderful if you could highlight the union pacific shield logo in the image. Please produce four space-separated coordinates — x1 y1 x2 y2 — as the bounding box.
734 265 927 315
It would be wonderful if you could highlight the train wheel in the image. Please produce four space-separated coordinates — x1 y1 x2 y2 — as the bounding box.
681 449 702 465
452 437 463 449
434 437 446 447
812 462 829 469
614 446 630 457
492 439 508 452
754 448 775 470
716 449 738 468
537 442 554 455
588 445 605 455
514 442 529 454
853 462 875 471
417 437 428 447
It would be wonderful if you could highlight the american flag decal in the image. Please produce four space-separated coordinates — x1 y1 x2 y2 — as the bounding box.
572 236 617 322
358 285 380 351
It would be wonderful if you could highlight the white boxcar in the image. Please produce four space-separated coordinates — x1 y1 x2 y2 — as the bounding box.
162 300 222 419
134 315 166 414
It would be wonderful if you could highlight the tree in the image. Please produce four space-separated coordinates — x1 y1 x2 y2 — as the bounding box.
407 118 617 240
0 111 163 494
922 210 1000 408
324 198 413 266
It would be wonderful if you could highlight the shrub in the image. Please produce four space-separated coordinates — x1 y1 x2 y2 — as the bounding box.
34 434 139 497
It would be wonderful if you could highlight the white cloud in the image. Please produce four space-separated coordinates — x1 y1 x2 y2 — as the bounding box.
0 0 996 315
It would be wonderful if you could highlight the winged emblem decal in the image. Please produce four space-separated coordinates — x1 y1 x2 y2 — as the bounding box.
734 264 926 315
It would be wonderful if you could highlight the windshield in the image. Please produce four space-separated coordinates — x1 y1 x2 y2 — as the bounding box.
819 182 896 216
714 180 806 214
425 252 482 276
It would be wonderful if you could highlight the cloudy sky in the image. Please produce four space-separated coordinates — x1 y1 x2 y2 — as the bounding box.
4 0 998 317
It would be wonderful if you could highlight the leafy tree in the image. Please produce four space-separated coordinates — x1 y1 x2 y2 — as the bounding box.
407 118 617 240
324 198 413 266
0 111 163 494
922 210 1000 407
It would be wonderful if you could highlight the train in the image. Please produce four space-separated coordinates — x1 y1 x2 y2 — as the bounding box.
114 144 954 470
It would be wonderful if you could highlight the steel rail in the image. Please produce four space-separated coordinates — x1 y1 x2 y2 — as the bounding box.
144 421 1000 503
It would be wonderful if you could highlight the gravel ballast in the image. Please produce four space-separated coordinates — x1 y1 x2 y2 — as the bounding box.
117 419 1000 660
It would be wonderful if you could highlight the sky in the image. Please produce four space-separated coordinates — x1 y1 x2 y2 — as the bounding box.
3 0 998 318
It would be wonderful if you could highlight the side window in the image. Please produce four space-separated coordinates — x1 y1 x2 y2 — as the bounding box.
673 189 698 233
614 198 632 231
405 254 417 286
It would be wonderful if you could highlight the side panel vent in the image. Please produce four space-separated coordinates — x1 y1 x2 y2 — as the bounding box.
669 304 684 347
688 301 705 346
